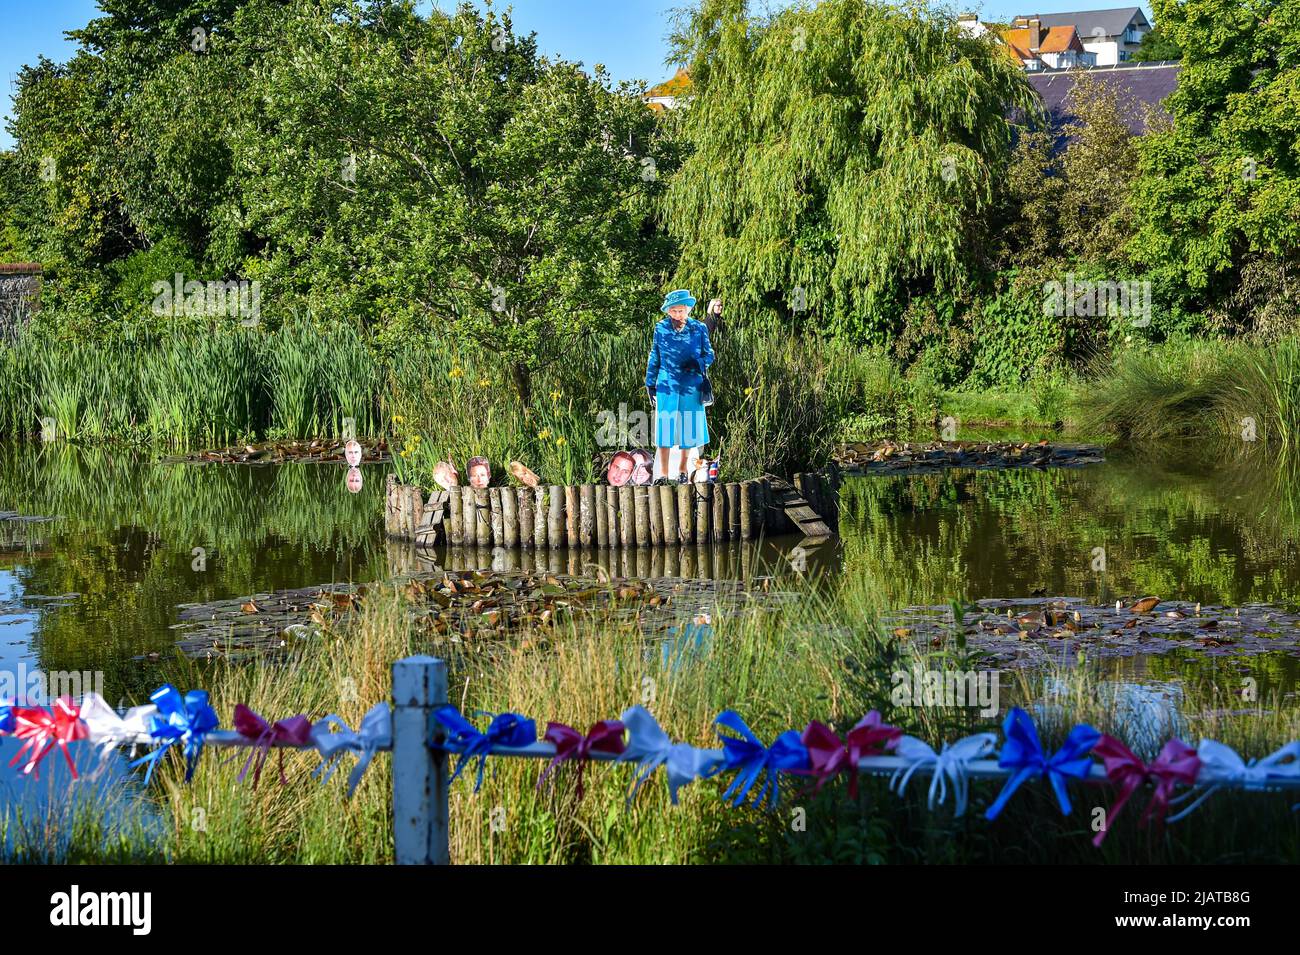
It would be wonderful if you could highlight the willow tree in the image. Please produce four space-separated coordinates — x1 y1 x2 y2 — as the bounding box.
663 0 1038 342
232 0 677 401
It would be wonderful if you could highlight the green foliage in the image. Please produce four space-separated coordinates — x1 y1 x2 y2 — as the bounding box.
1131 25 1182 62
967 277 1067 387
1129 0 1300 332
1074 337 1300 457
232 0 675 400
663 0 1039 342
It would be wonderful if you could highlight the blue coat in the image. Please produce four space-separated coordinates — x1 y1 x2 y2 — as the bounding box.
644 317 715 395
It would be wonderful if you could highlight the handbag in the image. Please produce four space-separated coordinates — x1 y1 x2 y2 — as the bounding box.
700 374 714 407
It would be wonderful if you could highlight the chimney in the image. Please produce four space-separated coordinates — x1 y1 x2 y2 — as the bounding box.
1028 17 1041 51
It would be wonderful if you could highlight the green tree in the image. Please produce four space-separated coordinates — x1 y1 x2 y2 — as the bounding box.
662 0 1039 342
1131 25 1182 62
1129 0 1300 334
232 0 676 400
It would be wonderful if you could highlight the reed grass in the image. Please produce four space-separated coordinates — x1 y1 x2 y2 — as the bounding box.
7 571 1296 865
1075 337 1300 455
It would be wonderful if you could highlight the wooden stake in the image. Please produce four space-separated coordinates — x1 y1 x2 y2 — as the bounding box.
739 480 754 539
470 489 488 546
517 487 534 548
548 485 564 549
579 484 595 548
447 486 463 545
633 486 650 547
565 485 579 547
618 484 635 546
489 487 504 546
604 484 619 547
677 482 694 544
659 484 677 545
595 485 609 547
695 482 711 545
648 482 664 545
712 481 725 542
532 487 547 550
501 485 518 549
727 482 741 539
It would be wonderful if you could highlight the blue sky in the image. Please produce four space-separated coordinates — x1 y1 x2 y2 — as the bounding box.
0 0 1153 149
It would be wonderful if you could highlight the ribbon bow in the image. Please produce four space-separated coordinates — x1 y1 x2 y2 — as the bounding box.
1091 735 1200 846
311 703 392 796
890 732 998 817
232 704 313 787
8 698 88 779
78 693 158 757
618 705 720 804
129 686 220 784
709 711 809 809
800 711 901 797
1167 739 1300 822
538 719 625 800
434 706 538 792
985 707 1100 820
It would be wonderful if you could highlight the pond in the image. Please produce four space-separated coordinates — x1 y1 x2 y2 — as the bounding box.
1 440 1298 713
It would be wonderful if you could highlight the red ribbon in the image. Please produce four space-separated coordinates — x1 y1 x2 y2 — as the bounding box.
1092 735 1200 846
233 704 313 787
8 698 87 780
801 711 901 797
539 720 626 799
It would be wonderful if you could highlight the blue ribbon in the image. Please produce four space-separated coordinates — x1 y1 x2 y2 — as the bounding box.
985 707 1100 820
708 711 809 810
434 705 537 792
130 685 220 784
0 703 13 734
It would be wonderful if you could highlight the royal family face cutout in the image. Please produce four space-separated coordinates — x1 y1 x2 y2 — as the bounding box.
433 460 459 490
344 439 363 468
345 467 364 494
631 449 652 485
467 457 490 489
607 451 635 487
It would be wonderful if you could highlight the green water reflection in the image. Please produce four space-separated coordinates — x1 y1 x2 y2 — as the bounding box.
2 442 1299 705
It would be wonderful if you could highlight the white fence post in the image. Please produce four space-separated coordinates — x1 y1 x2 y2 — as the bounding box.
391 655 450 864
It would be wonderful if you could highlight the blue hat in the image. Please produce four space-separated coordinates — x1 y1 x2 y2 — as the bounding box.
661 289 696 313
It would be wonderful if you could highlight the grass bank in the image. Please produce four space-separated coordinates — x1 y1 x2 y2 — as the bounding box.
5 575 1298 864
1075 338 1300 455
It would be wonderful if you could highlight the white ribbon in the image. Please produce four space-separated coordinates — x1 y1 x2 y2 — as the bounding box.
618 705 721 805
311 703 392 796
1166 739 1300 822
78 693 158 755
889 732 998 817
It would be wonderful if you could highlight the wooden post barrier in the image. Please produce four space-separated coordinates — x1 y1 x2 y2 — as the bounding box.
384 472 841 547
392 655 449 865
